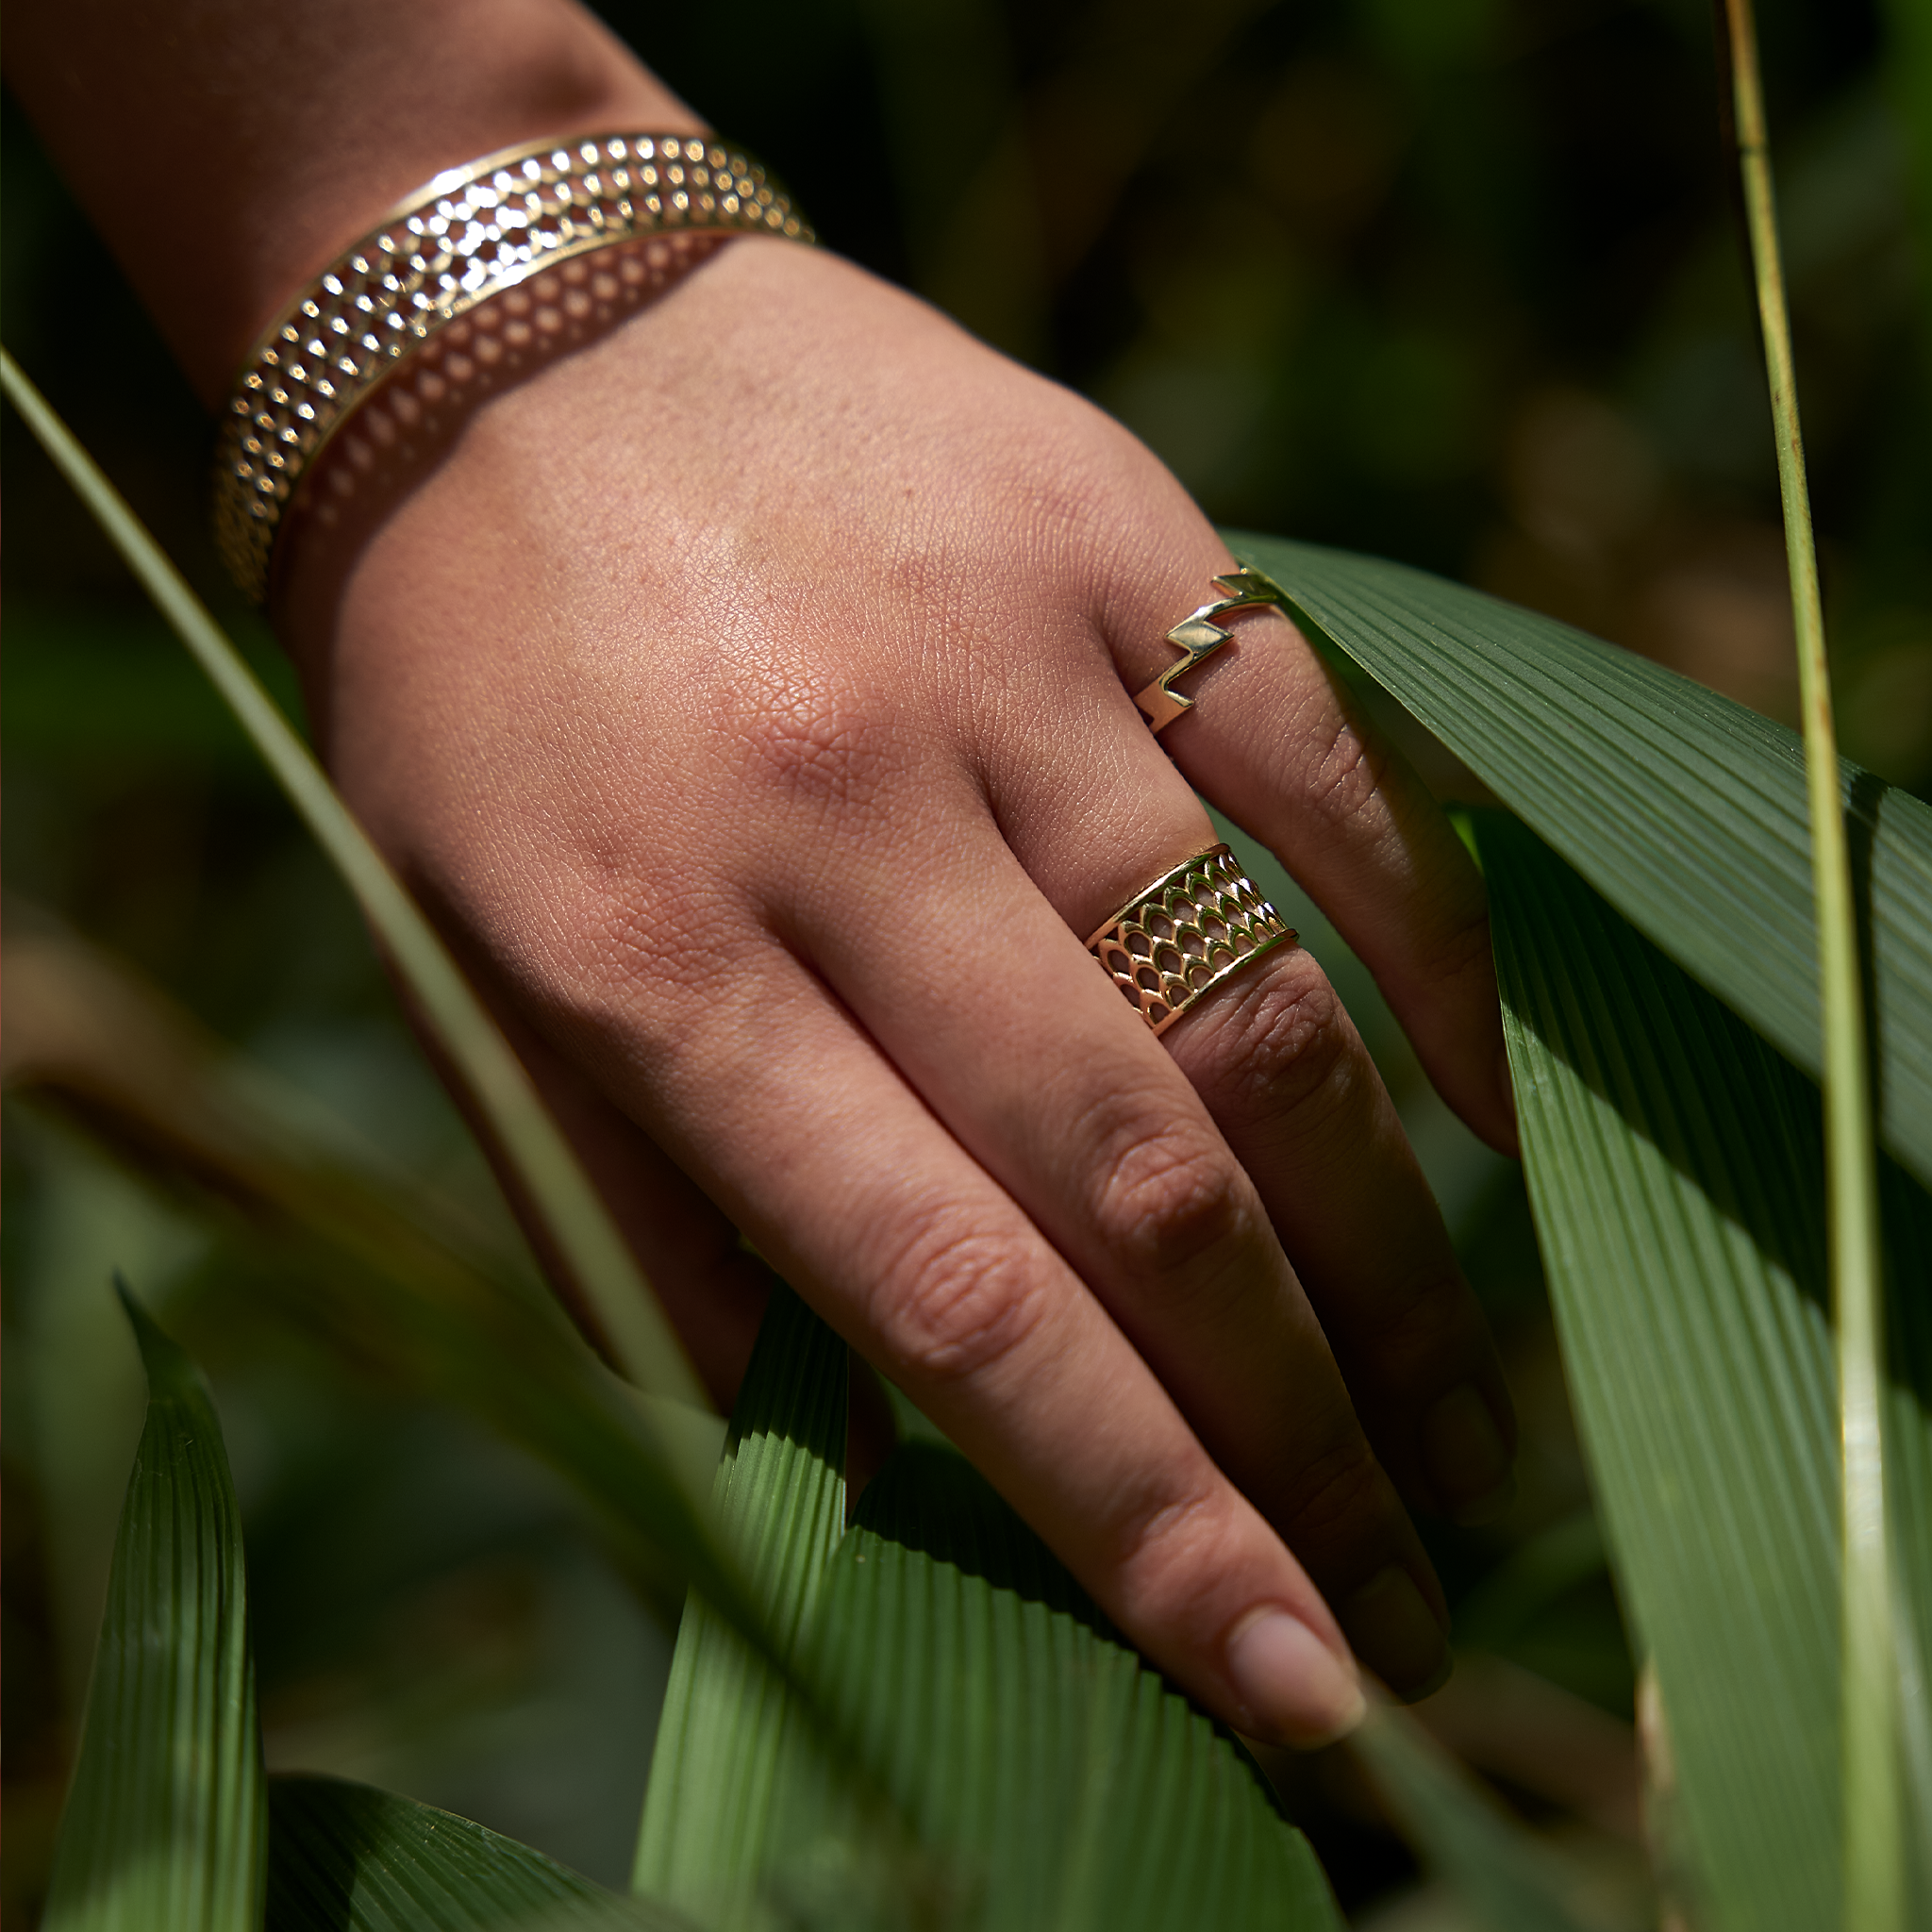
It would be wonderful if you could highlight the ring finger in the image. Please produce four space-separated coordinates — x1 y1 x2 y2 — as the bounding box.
777 771 1452 1697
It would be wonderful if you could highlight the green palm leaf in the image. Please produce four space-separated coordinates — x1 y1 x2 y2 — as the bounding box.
42 1278 708 1931
267 1777 691 1931
1223 531 1932 1188
783 1440 1343 1932
1474 814 1932 1927
636 1286 1341 1932
632 1286 852 1923
43 1283 265 1932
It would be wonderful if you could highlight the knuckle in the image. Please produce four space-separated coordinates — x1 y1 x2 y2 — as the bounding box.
1193 954 1355 1124
1107 1484 1247 1621
1430 889 1497 991
1087 1108 1255 1281
550 872 756 1029
1370 1265 1479 1382
1008 441 1119 555
1276 1432 1391 1550
729 666 905 817
865 1205 1050 1387
1300 708 1391 835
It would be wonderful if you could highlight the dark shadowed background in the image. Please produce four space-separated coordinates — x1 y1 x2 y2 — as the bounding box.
6 0 1927 1923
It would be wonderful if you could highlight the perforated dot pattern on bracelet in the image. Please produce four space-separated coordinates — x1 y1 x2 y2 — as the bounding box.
213 131 812 602
1086 846 1297 1037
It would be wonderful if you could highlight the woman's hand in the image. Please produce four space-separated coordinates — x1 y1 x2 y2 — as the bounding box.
276 233 1519 1747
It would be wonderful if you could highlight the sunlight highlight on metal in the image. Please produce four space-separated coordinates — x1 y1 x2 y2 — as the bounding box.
1132 566 1291 731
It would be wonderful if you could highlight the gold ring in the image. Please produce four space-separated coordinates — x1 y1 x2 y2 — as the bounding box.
1132 566 1290 733
1087 845 1297 1036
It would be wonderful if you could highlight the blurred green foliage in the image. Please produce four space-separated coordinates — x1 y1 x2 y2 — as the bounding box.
5 0 1925 1924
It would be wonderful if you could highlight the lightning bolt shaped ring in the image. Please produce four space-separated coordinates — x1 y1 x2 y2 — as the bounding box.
1131 566 1291 734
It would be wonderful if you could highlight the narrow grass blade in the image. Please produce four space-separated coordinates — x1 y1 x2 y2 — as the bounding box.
632 1286 852 1924
267 1777 693 1930
1350 1703 1619 1932
1476 815 1932 1928
43 1283 265 1932
0 347 703 1416
1721 4 1897 1919
1221 529 1932 1191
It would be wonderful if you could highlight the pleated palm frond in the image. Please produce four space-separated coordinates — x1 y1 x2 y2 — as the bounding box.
1221 530 1932 1929
633 1287 1342 1932
43 1284 266 1932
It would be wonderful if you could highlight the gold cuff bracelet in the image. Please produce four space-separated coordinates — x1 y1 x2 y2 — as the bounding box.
212 130 812 602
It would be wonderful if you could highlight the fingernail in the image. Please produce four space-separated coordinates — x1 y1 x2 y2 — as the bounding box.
1341 1568 1450 1700
1422 1382 1516 1524
1226 1609 1365 1749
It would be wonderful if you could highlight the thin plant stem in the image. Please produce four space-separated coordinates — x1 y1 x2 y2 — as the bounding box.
0 349 710 1425
1717 8 1897 1927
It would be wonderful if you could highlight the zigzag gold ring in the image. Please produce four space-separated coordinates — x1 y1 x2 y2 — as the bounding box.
1132 567 1291 733
1087 845 1296 1036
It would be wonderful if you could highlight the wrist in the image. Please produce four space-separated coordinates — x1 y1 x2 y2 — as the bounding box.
7 0 699 403
214 42 702 404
